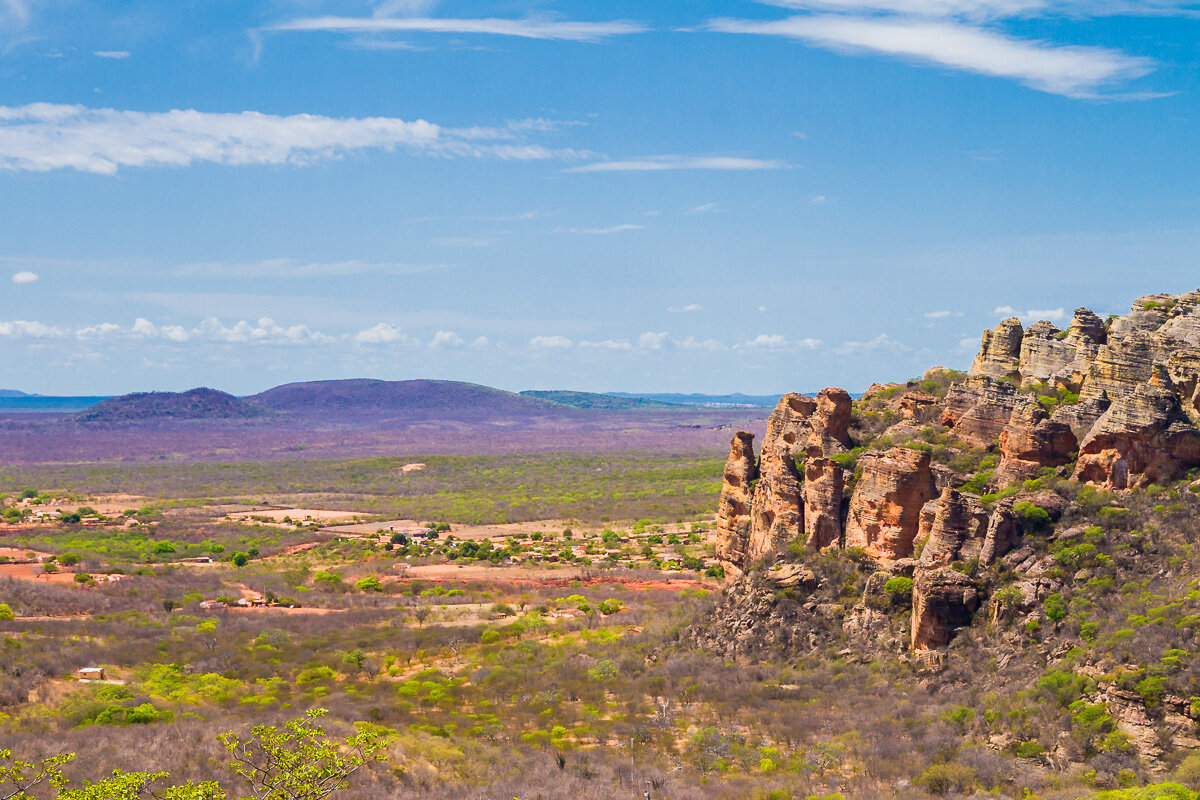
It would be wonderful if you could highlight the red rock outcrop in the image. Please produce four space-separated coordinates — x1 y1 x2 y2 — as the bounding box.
762 389 852 459
715 432 758 576
1073 384 1200 489
911 568 979 650
941 375 1021 447
917 487 988 569
843 448 937 561
802 457 844 550
747 442 804 563
994 399 1078 486
970 318 1023 380
1017 309 1106 391
978 501 1018 567
1050 395 1111 440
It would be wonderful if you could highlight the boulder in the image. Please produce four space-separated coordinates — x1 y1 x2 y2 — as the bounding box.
994 399 1078 486
941 375 1022 447
1073 384 1200 489
844 447 938 560
970 318 1023 380
802 457 844 550
911 568 979 650
714 432 759 576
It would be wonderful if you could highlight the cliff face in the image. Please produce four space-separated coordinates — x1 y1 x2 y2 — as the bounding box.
843 448 937 561
953 291 1200 489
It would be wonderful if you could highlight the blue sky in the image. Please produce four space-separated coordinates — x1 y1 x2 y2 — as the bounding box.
0 0 1198 396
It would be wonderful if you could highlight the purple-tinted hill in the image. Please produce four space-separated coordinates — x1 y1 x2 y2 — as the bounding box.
245 379 573 423
73 388 271 424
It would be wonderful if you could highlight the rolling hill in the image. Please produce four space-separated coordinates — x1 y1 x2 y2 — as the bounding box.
73 388 270 424
246 379 573 423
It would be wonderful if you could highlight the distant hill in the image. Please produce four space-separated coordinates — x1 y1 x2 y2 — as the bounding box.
247 379 571 422
73 388 270 424
606 392 783 409
519 390 684 411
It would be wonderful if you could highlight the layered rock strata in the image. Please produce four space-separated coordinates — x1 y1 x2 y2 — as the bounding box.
843 448 937 561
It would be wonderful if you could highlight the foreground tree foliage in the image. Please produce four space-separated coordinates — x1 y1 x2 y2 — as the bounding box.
0 710 383 800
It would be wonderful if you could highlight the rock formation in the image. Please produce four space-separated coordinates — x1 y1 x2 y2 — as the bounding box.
941 375 1021 447
802 457 844 550
747 442 804 563
911 568 979 650
916 487 988 569
955 292 1200 490
843 448 937 561
1073 384 1200 489
714 432 758 576
970 318 1023 380
994 399 1078 485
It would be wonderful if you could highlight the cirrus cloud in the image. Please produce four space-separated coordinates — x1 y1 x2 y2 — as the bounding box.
0 104 589 175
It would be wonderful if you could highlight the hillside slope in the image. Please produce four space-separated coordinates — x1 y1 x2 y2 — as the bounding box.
73 388 269 424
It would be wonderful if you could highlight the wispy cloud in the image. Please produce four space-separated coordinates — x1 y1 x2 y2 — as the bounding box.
269 16 648 42
836 332 909 354
555 223 644 235
736 333 823 349
566 155 789 173
0 316 335 344
0 104 587 175
706 14 1153 96
686 202 721 214
172 258 447 278
668 304 704 313
530 335 574 349
923 309 964 318
993 304 1066 321
11 270 37 284
93 50 131 59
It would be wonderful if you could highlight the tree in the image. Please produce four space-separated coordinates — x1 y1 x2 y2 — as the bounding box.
0 604 13 621
218 709 386 800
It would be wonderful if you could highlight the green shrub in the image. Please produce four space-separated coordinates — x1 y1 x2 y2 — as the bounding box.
0 602 13 621
913 763 976 795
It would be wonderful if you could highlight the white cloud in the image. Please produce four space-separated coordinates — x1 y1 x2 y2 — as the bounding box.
677 336 727 351
810 195 828 204
837 333 909 354
737 334 823 349
556 223 644 235
0 104 588 175
705 14 1154 96
173 258 447 278
566 155 789 173
686 202 721 214
11 270 37 283
0 0 30 26
94 51 131 59
993 305 1065 322
0 320 65 338
429 330 463 348
529 335 573 349
269 16 648 42
757 0 1045 17
668 304 704 313
924 309 965 318
355 322 415 344
470 335 490 347
579 339 633 350
638 331 670 350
